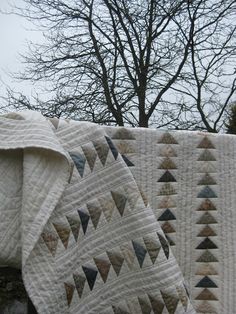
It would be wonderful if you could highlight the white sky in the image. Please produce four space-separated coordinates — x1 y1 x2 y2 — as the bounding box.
0 0 43 98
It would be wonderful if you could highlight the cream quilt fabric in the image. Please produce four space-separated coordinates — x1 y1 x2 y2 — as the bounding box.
0 111 235 313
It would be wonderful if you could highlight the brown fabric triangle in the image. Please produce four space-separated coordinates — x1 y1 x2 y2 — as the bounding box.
99 196 115 222
111 191 127 216
197 212 217 224
162 221 176 234
93 139 109 166
196 250 218 263
195 263 218 276
195 288 218 300
106 251 124 276
112 128 136 140
41 231 59 257
159 158 177 169
53 223 70 249
197 199 216 211
158 196 176 209
87 203 102 229
161 291 179 314
64 283 75 307
197 137 215 149
197 225 217 237
82 145 97 171
198 173 217 185
94 258 111 283
148 294 165 314
143 235 161 264
158 133 178 144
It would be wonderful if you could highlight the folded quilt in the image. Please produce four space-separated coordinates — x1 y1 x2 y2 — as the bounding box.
0 111 235 314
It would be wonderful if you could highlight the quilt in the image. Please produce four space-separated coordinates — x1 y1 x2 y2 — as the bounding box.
0 110 235 313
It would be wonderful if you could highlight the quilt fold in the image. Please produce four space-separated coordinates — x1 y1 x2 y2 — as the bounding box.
1 110 235 313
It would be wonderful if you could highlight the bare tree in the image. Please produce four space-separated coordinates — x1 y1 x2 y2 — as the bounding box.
171 0 236 132
5 0 236 130
225 102 236 134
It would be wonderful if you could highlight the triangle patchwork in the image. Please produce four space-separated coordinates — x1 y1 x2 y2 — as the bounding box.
158 209 176 221
99 196 115 222
166 234 175 246
66 216 80 242
132 241 147 268
78 209 90 234
122 154 135 167
81 145 97 171
158 158 177 169
158 133 178 144
158 196 176 209
106 251 124 276
195 288 218 300
197 212 217 224
111 191 127 216
87 203 102 229
64 283 75 307
111 128 136 140
196 238 218 249
157 232 169 259
161 291 179 314
176 286 188 311
158 170 176 182
197 199 216 211
197 225 217 237
198 150 216 161
143 235 161 265
196 250 218 263
197 186 217 198
195 276 218 288
161 221 175 234
198 173 216 185
198 162 217 173
158 183 176 196
69 152 86 177
120 243 136 269
73 273 86 298
138 296 152 314
148 294 165 314
197 137 215 149
41 231 59 257
53 223 70 249
82 266 98 291
195 263 218 276
93 257 111 283
159 145 177 157
105 136 119 160
196 301 217 313
115 141 136 154
93 139 109 166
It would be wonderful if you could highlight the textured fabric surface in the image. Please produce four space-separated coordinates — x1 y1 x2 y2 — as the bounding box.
0 111 235 313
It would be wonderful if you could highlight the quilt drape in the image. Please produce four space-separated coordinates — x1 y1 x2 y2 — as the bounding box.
0 111 235 313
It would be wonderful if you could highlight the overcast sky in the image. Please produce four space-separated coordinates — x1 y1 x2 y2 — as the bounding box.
0 0 43 98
